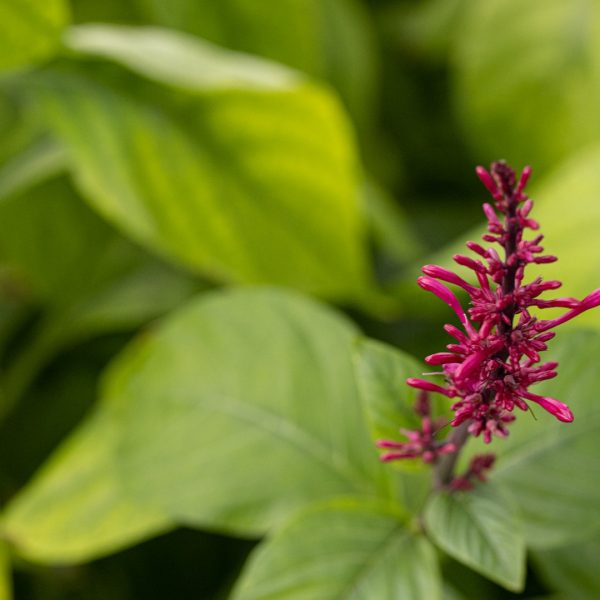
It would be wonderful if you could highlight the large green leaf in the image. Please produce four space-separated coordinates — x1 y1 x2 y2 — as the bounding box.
532 536 600 599
0 167 198 417
1 410 171 564
108 288 389 535
490 330 600 548
454 0 600 170
0 0 69 70
232 498 441 600
65 24 300 91
136 0 377 123
31 27 373 302
424 483 525 591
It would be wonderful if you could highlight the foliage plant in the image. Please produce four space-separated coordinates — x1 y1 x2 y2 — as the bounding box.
379 161 600 492
1 1 600 599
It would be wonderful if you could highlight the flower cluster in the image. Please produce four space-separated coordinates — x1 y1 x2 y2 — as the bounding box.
376 392 456 463
378 161 600 486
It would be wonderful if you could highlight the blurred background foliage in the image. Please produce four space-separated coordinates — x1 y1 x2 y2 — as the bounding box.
1 0 600 598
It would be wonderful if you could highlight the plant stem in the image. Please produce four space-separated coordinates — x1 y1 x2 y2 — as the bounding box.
432 420 471 489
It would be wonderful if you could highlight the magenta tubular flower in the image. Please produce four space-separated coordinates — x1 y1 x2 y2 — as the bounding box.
406 161 600 440
376 392 456 463
378 160 600 487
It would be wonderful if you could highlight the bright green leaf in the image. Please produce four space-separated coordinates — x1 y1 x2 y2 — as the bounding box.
0 0 69 70
1 410 171 564
233 498 441 600
109 288 390 535
492 329 600 548
65 25 301 91
28 39 372 300
136 0 378 123
424 483 525 591
454 0 600 170
0 542 11 600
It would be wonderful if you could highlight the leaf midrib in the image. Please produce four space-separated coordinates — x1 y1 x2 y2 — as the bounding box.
184 392 372 494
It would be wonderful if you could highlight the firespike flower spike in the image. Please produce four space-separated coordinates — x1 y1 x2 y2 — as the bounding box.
377 160 600 490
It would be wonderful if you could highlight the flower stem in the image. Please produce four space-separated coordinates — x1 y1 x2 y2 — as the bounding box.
432 420 471 489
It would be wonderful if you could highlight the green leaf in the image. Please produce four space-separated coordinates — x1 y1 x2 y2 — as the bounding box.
526 145 600 329
0 0 69 71
232 498 441 600
491 329 600 548
29 29 373 301
0 137 66 201
424 483 525 591
354 340 422 452
65 24 301 91
136 0 378 123
386 0 467 63
362 180 424 268
0 176 140 308
354 339 452 473
454 0 600 170
109 288 389 535
0 542 11 600
1 410 171 564
0 170 198 416
533 536 600 600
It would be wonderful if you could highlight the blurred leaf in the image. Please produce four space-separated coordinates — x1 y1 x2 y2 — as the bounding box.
533 536 600 599
387 0 467 61
527 145 600 328
65 25 301 91
424 483 525 591
136 0 378 123
109 288 390 535
29 28 374 302
1 410 171 564
233 498 441 600
0 0 69 70
454 0 600 170
363 180 424 269
0 152 198 318
443 584 468 600
67 261 201 339
0 176 139 307
0 137 65 201
0 542 11 600
491 330 600 548
0 171 198 417
316 0 378 127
